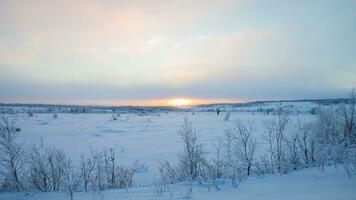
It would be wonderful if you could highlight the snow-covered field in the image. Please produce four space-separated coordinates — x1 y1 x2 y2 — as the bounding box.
0 102 355 200
12 112 313 184
1 166 355 200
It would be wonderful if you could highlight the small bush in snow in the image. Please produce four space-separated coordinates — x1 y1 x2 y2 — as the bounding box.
224 111 231 121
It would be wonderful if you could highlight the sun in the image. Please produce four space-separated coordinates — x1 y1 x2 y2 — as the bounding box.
168 98 192 107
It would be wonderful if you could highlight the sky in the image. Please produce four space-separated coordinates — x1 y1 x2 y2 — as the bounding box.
0 0 355 106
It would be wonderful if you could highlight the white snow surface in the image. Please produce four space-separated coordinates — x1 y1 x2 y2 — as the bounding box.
9 112 315 185
0 104 355 199
1 166 354 200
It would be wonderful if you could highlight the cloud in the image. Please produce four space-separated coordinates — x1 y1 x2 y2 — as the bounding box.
0 0 355 104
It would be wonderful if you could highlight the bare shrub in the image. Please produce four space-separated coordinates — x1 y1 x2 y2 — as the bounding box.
157 159 177 184
343 147 356 178
154 175 165 195
254 155 272 176
28 142 70 193
0 116 26 192
154 159 178 196
177 117 206 181
28 111 34 117
132 160 148 173
112 115 117 121
224 111 231 121
314 108 344 170
53 112 58 119
211 138 224 179
28 142 51 192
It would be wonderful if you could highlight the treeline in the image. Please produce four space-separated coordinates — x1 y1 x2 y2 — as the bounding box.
154 90 356 196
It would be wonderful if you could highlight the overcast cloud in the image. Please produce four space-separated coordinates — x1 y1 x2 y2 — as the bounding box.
0 0 355 104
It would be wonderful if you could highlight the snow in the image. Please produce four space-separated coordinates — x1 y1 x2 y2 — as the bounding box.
9 111 315 184
192 101 320 113
0 101 354 199
1 166 354 200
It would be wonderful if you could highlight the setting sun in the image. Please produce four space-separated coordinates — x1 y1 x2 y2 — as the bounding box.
168 98 192 107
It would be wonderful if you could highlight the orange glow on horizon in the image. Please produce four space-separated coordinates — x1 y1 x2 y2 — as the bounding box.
107 98 241 107
16 98 242 107
167 98 192 107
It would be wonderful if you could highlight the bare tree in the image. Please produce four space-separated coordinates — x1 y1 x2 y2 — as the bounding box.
47 147 67 192
222 128 245 187
211 138 224 179
90 151 106 199
340 90 356 177
262 107 290 174
314 108 344 168
115 165 134 189
296 121 314 167
80 150 98 193
62 158 80 200
177 117 206 181
285 133 300 170
274 107 290 173
341 89 356 143
225 120 257 176
0 116 25 192
262 120 275 173
103 148 116 188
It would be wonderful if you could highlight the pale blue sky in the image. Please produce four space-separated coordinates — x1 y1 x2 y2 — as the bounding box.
0 0 355 105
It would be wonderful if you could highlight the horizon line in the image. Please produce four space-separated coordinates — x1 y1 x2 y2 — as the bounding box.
0 97 348 108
